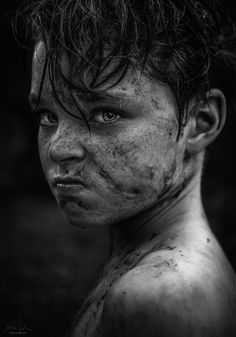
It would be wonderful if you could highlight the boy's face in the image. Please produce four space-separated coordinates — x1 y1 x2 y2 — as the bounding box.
30 42 185 228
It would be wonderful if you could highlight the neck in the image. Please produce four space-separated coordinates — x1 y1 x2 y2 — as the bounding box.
109 171 207 256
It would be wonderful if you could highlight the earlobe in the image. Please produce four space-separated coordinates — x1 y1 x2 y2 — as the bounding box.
186 89 226 154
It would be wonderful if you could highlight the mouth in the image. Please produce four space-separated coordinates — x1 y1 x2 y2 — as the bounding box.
52 176 86 194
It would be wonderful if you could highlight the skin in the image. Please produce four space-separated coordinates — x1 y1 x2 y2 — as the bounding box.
30 42 188 229
30 42 236 337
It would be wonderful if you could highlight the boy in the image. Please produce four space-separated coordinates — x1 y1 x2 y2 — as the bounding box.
27 0 236 336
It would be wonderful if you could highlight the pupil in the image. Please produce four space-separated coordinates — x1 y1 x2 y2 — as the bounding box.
104 111 115 120
49 113 56 122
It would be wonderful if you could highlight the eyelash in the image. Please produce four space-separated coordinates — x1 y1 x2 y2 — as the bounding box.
89 108 124 126
32 107 125 128
32 109 58 127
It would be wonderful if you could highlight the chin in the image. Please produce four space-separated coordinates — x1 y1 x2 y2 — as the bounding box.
57 197 132 229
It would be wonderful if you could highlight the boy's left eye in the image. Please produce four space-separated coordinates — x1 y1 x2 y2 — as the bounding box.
90 109 122 125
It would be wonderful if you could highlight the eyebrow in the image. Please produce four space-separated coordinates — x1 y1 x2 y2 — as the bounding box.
69 88 131 104
28 90 131 110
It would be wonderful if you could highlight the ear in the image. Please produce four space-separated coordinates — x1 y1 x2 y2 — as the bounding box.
186 89 226 154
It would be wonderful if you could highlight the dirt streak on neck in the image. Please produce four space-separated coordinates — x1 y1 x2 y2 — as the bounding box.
109 172 201 256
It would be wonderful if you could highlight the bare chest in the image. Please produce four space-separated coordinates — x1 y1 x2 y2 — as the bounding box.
69 238 176 337
69 246 160 336
69 253 139 337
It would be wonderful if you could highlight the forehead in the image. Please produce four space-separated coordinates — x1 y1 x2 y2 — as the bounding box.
31 41 176 115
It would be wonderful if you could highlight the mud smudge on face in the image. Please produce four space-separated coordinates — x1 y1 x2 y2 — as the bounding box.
98 168 141 199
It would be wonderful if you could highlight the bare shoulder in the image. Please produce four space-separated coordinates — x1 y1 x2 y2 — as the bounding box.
101 252 236 337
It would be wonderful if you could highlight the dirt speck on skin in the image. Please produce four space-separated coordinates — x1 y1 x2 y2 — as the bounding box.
131 187 141 194
179 250 184 257
152 242 176 252
170 258 178 268
152 259 180 279
112 145 127 157
131 77 138 85
151 97 161 110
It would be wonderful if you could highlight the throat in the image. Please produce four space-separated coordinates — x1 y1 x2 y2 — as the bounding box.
109 174 204 256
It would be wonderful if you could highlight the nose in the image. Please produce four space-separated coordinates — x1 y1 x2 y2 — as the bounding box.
49 125 87 170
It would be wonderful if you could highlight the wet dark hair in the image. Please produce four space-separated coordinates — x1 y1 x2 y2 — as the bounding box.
20 0 236 133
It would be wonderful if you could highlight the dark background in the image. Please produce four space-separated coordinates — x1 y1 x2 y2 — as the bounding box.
1 1 236 337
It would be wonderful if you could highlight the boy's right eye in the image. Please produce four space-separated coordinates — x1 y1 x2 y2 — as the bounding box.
34 109 58 127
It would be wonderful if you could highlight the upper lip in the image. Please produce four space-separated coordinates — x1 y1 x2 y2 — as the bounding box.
52 176 86 187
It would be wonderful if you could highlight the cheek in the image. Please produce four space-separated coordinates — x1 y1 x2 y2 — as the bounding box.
90 124 178 202
38 131 51 175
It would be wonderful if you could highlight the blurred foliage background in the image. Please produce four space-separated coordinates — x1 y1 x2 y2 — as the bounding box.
0 1 236 336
